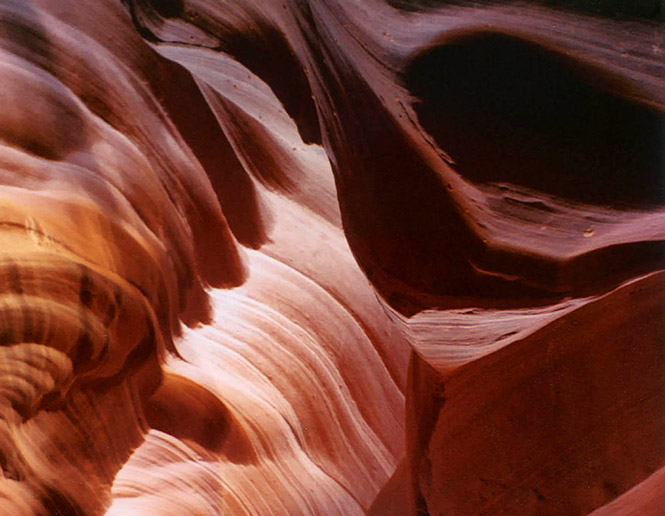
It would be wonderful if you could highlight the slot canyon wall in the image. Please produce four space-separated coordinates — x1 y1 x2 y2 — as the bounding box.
0 0 663 514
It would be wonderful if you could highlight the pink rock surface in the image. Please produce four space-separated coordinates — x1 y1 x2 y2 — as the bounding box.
0 0 662 514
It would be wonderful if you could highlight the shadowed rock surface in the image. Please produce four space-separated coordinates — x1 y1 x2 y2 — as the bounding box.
0 0 662 514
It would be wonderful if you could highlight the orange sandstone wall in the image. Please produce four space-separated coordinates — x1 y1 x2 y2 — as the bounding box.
0 0 662 514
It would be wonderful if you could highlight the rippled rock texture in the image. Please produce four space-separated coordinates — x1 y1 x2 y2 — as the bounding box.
0 0 663 514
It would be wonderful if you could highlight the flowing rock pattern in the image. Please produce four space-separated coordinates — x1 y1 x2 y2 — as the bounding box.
0 0 662 515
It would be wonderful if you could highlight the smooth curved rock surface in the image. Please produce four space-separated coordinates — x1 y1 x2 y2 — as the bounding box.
0 0 662 515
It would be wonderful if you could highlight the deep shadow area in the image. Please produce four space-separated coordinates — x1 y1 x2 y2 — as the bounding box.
389 1 663 20
406 32 665 207
155 57 268 251
149 0 184 19
225 25 322 145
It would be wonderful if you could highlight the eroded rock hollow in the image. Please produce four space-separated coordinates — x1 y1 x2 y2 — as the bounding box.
0 0 663 514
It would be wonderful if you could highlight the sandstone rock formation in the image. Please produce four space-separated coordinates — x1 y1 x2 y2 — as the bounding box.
0 0 662 514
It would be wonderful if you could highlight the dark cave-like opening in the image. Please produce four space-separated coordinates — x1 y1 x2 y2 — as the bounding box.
405 31 665 207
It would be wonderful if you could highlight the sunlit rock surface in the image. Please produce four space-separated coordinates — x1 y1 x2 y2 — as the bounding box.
0 0 663 514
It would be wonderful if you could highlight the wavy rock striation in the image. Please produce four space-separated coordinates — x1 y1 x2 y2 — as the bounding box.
0 0 662 514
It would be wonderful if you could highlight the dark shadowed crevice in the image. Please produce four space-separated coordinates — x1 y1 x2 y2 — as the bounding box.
155 57 268 251
124 0 321 144
224 25 322 145
40 487 85 516
149 0 184 19
313 50 557 313
388 0 664 20
405 31 665 207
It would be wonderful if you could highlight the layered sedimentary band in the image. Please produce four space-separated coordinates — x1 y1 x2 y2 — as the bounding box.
0 0 662 514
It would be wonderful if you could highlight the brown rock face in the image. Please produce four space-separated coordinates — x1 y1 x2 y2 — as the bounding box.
0 0 662 515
